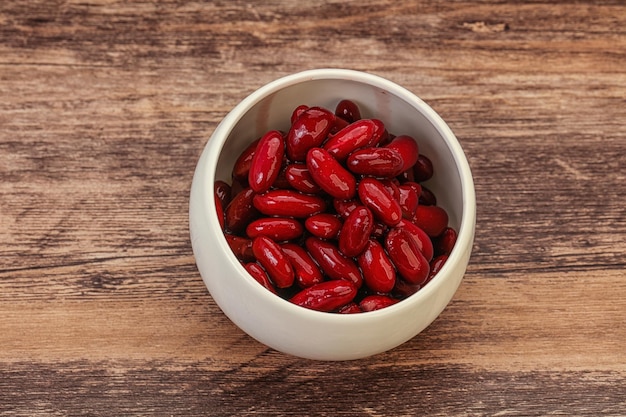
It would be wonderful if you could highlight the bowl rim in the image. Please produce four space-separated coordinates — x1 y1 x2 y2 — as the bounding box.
197 68 476 322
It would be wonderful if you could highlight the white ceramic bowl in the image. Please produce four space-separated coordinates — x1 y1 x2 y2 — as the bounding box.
189 68 476 361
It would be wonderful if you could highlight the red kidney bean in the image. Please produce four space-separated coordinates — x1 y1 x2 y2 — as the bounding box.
369 119 388 147
434 227 457 256
333 198 360 219
225 187 259 233
428 254 449 280
245 262 277 294
305 237 363 289
379 178 400 202
402 181 423 199
384 228 430 285
246 217 303 241
290 104 309 124
357 240 396 293
397 184 420 219
252 236 294 288
248 130 285 193
413 154 434 182
357 178 402 226
306 147 356 200
282 243 324 288
305 213 342 239
346 146 405 178
413 204 449 237
338 206 373 257
286 106 335 161
335 99 361 123
385 135 419 171
396 218 434 261
225 234 255 262
214 180 232 208
290 280 358 312
232 138 260 184
337 302 362 314
252 190 326 218
323 119 377 161
285 163 322 194
359 295 398 312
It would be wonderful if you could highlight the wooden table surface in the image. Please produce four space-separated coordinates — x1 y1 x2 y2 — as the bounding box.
1 1 625 415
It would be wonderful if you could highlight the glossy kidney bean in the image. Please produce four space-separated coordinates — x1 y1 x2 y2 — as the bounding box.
304 213 342 239
246 217 303 241
290 104 309 124
413 204 449 237
357 240 396 293
289 280 357 312
248 130 285 193
384 228 430 285
434 227 457 256
305 237 363 289
285 163 322 194
232 138 260 185
357 178 402 226
396 219 434 261
323 119 377 161
413 154 434 182
252 236 294 288
338 206 373 257
379 178 400 202
428 254 449 280
281 243 324 288
402 181 422 200
225 187 259 233
214 180 232 208
337 302 362 314
346 146 405 178
306 147 357 200
334 99 361 123
369 119 388 147
225 234 255 262
397 184 420 219
252 190 326 218
245 262 277 294
359 295 398 312
385 135 419 171
286 106 335 161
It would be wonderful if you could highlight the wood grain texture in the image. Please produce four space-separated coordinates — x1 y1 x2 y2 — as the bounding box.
1 1 625 416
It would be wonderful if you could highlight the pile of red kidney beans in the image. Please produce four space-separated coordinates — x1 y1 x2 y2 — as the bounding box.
213 100 457 313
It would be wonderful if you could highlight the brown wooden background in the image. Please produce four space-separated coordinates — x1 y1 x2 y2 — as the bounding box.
1 1 625 416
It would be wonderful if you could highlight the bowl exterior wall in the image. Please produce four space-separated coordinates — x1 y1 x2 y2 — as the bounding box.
189 69 475 360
